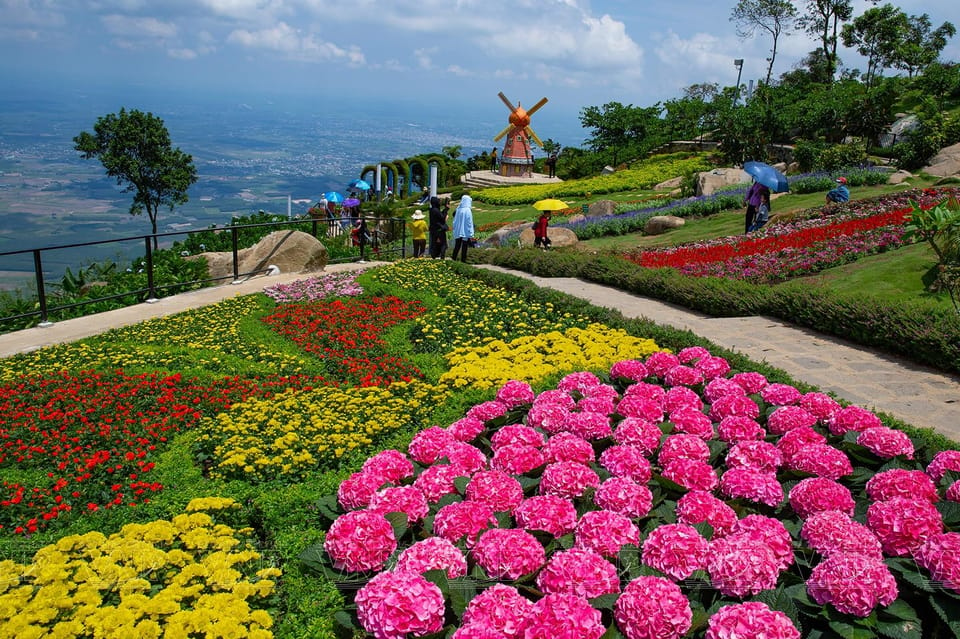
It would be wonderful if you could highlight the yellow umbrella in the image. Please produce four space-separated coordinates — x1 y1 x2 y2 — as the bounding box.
532 198 568 211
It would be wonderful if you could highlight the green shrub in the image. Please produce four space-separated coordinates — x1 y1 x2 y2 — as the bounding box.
817 140 868 171
792 140 827 172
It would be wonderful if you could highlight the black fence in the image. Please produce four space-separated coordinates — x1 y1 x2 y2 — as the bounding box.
0 216 407 328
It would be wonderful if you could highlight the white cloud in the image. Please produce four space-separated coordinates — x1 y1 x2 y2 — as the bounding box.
413 47 435 70
101 14 178 39
227 21 366 64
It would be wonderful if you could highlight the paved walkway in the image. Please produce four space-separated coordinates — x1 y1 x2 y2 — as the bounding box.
1 262 958 443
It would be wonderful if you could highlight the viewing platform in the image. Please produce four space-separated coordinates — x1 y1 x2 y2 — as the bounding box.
460 170 562 190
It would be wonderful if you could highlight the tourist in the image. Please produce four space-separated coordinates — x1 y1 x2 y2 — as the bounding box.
744 178 771 234
409 210 428 258
429 196 446 259
439 199 450 259
546 152 558 178
451 195 475 262
826 177 850 204
533 211 552 249
491 147 499 173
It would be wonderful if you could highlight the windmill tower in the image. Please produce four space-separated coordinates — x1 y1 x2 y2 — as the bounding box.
493 92 548 178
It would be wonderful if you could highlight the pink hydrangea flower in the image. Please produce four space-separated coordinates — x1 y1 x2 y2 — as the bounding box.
610 359 650 382
913 532 960 594
789 477 855 519
472 528 546 580
433 500 498 547
669 406 715 440
490 424 545 451
662 458 719 492
577 395 617 416
535 548 620 598
362 449 415 484
717 416 765 443
495 380 536 409
641 523 709 580
948 481 960 502
615 576 693 639
857 427 915 460
709 394 760 422
798 392 841 420
491 443 546 475
438 441 488 474
703 377 746 404
827 404 883 436
676 490 737 537
575 509 641 558
613 417 662 456
766 406 818 436
800 510 883 558
562 411 612 441
645 351 681 377
927 450 960 482
600 445 652 482
725 440 782 473
583 383 620 402
865 469 939 503
468 400 509 422
539 461 600 499
368 486 430 523
520 593 604 639
706 535 782 597
760 383 801 406
664 364 704 387
355 571 445 639
695 355 731 380
396 537 468 578
414 464 465 503
784 443 853 480
337 471 384 511
616 395 665 423
706 602 800 639
594 477 654 518
448 416 487 442
678 346 711 363
466 470 525 513
526 402 572 434
719 468 784 507
452 624 509 639
461 583 533 639
542 432 595 465
557 371 602 394
324 510 397 573
664 385 703 412
730 515 794 570
623 381 667 404
408 426 458 465
807 552 898 617
533 389 576 410
776 426 827 463
730 371 768 395
514 495 578 537
867 497 943 556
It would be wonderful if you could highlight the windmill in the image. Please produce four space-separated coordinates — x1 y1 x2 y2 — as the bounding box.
493 92 548 177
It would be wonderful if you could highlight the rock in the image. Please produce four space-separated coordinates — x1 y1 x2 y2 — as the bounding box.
923 143 960 178
643 215 685 235
602 165 616 175
518 226 579 248
696 168 749 196
888 170 914 185
787 162 800 173
772 162 788 172
487 220 532 247
655 176 683 190
188 230 328 281
587 200 617 217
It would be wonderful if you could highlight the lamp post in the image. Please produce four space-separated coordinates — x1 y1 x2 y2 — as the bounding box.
733 58 744 106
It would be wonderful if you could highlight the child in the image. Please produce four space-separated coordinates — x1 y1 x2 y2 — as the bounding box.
533 211 552 249
409 210 428 258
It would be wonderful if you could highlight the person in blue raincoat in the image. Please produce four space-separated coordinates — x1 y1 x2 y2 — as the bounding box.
450 195 475 262
826 177 850 204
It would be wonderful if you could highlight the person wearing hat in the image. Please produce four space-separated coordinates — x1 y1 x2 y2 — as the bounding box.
826 176 850 204
409 210 428 258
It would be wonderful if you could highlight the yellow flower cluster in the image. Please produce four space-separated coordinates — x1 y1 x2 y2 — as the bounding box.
196 381 449 481
439 323 661 391
0 296 306 381
0 498 279 638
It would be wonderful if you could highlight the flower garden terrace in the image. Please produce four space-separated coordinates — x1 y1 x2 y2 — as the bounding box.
0 259 958 638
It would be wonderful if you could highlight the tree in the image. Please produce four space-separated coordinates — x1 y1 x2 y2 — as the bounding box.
74 108 197 250
578 102 666 167
891 14 956 78
840 3 907 86
441 145 462 160
798 0 854 82
730 0 798 85
915 62 960 110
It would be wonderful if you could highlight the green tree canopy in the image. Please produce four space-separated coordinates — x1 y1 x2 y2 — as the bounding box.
892 13 956 78
74 108 197 249
730 0 798 84
579 102 666 167
798 0 854 82
840 3 907 85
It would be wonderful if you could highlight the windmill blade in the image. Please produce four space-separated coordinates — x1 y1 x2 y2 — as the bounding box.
526 126 544 147
493 124 513 142
497 92 516 112
526 97 549 116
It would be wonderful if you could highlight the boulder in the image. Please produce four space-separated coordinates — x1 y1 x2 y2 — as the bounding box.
772 162 788 172
602 165 616 175
654 176 683 190
486 220 532 247
587 200 618 217
888 170 914 185
518 226 579 248
922 143 960 178
696 168 749 196
643 215 685 235
787 162 800 174
188 230 328 281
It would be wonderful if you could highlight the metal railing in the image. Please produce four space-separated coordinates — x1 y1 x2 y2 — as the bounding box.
0 216 407 328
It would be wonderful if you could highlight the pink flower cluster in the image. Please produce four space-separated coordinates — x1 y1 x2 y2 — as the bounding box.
521 593 604 639
539 461 599 499
466 470 525 513
865 469 938 503
800 510 883 558
676 490 737 537
594 477 653 518
706 602 800 639
614 576 692 639
719 467 783 507
807 552 898 617
575 509 641 558
913 532 960 594
706 535 783 597
514 495 577 537
324 510 397 573
433 500 498 547
866 497 943 556
460 584 532 638
789 477 855 519
356 570 446 639
495 380 536 408
396 537 468 578
368 485 430 523
535 548 620 598
472 528 546 580
641 523 708 580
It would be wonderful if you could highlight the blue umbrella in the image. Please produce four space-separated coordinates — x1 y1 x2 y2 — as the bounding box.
743 161 789 193
324 191 344 204
348 179 371 191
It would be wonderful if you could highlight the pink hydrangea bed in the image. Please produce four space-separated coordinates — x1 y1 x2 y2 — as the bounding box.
311 353 959 638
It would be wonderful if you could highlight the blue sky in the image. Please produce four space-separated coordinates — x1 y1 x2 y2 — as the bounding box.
2 1 958 130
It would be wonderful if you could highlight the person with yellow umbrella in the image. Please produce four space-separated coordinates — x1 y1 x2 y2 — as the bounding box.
532 199 566 249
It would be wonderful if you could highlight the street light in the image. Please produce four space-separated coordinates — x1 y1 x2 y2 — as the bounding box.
733 59 744 106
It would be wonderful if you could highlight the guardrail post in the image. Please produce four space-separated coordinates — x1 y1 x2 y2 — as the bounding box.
34 250 52 327
145 237 158 303
231 225 241 284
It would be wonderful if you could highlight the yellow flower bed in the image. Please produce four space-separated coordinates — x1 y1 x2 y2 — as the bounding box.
439 323 661 390
0 497 279 638
197 381 448 482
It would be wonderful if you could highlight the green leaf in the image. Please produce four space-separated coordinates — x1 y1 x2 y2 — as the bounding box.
384 511 409 541
752 586 802 633
936 501 960 528
447 577 478 619
333 610 359 639
298 542 331 576
929 592 960 638
314 493 341 523
828 620 881 639
601 623 625 639
453 476 470 495
590 593 620 611
876 599 922 639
